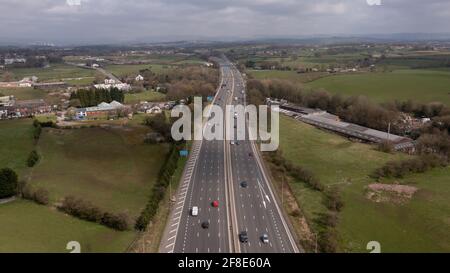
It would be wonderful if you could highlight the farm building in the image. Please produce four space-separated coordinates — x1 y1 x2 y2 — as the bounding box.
273 99 415 152
76 101 130 119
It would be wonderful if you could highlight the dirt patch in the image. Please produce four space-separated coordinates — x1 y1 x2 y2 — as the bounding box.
366 183 418 204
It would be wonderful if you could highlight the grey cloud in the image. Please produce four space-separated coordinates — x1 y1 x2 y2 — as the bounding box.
0 0 449 44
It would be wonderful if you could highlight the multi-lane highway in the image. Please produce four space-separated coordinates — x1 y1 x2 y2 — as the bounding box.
160 57 299 253
227 66 298 253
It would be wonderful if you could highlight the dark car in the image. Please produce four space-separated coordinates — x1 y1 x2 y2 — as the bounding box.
201 221 210 229
240 181 248 188
248 153 253 157
239 231 249 243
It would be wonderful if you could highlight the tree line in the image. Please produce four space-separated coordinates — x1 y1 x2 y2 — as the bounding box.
70 87 125 108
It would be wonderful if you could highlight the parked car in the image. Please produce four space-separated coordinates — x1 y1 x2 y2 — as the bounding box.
212 200 219 208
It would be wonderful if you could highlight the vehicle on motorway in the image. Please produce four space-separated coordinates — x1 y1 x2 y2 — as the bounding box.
248 153 253 157
261 234 269 244
201 221 210 229
212 200 219 208
230 141 235 145
239 231 249 243
240 181 248 188
191 206 198 216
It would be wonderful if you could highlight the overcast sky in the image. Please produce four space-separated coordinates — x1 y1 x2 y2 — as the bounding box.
1 0 450 45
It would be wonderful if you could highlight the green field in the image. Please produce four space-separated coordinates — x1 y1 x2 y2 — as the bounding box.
306 69 450 105
0 200 135 253
0 87 47 101
278 115 450 252
125 91 166 104
29 126 170 218
249 70 328 83
106 64 170 78
0 119 34 175
1 64 95 81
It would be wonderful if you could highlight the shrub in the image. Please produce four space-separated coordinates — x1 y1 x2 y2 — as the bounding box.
59 196 129 231
318 228 339 253
33 188 50 205
289 209 301 218
33 121 42 141
377 141 394 153
324 189 345 212
101 212 130 231
0 168 18 199
20 182 50 206
27 150 40 167
372 154 448 179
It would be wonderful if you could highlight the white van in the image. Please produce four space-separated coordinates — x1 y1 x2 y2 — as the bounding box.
191 206 198 216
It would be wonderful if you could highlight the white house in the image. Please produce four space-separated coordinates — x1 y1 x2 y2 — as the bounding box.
147 105 162 114
135 75 144 81
104 79 116 84
94 82 132 92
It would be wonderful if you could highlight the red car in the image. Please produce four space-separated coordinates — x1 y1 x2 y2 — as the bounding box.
212 201 219 208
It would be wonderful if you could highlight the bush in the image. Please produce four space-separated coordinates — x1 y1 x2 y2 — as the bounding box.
27 150 40 167
59 196 129 231
289 209 301 218
33 188 50 205
20 182 50 206
0 168 18 199
377 141 394 153
372 154 448 179
101 212 130 231
324 189 345 212
33 121 42 141
318 228 339 253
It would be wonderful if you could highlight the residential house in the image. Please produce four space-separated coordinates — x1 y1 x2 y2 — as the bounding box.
4 58 26 65
12 99 52 118
94 82 132 92
0 107 9 119
136 102 163 114
0 96 15 107
105 79 116 84
135 75 144 81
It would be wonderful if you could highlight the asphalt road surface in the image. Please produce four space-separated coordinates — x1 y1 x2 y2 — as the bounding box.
227 67 298 253
160 57 299 253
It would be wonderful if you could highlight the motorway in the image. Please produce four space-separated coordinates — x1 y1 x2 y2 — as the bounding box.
160 57 299 253
227 67 298 253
